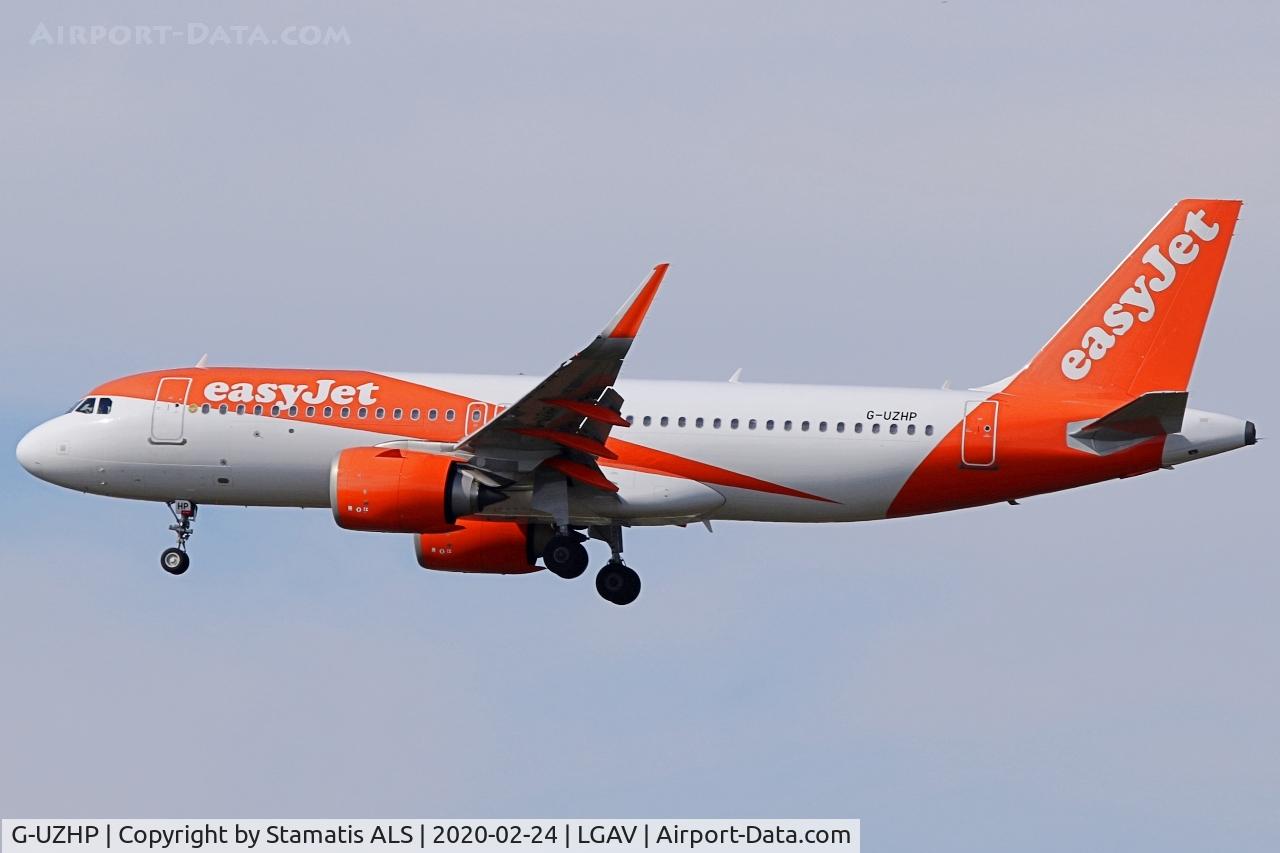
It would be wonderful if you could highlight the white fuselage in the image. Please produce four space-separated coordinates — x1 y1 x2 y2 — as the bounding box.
15 372 1250 526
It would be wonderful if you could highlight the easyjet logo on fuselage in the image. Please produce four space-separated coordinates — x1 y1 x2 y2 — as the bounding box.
202 379 380 408
1060 209 1220 381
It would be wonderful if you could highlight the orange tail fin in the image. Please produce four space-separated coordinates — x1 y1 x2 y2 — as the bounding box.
1005 199 1241 399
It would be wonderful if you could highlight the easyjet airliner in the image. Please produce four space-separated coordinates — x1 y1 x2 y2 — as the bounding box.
15 200 1256 604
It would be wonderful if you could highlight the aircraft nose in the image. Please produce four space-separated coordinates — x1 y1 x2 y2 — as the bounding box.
16 423 48 477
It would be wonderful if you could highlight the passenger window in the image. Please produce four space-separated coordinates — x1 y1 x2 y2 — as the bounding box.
819 421 827 432
678 416 686 427
341 407 350 419
357 407 368 419
730 418 739 429
925 424 934 436
288 405 298 417
801 421 810 431
643 416 652 426
748 419 757 430
236 404 246 415
97 398 113 415
375 407 385 419
445 409 456 422
836 422 845 433
254 404 264 416
428 408 438 421
872 423 881 434
270 405 280 417
323 406 333 418
695 417 704 428
305 406 315 418
202 404 212 414
626 415 635 425
713 418 722 428
660 416 669 427
889 423 898 435
410 408 420 420
907 424 916 435
854 422 863 433
219 404 229 414
766 419 775 430
784 420 792 431
471 409 482 422
393 408 403 420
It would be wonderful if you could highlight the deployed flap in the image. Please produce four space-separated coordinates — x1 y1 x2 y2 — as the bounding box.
456 264 669 491
1072 391 1188 442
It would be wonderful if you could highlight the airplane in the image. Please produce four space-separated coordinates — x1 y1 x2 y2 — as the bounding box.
15 199 1256 605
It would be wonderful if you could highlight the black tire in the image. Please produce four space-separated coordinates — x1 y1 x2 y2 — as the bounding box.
595 562 641 605
160 547 190 576
542 535 588 579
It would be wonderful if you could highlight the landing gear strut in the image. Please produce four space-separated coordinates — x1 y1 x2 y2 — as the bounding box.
161 500 197 575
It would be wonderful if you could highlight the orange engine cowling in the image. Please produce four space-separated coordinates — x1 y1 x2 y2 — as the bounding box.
330 447 506 533
415 520 545 574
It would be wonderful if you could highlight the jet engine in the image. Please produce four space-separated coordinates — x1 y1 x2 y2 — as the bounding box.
330 447 505 533
415 519 546 574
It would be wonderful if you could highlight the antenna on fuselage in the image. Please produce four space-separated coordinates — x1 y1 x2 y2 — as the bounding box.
195 354 209 369
728 368 743 383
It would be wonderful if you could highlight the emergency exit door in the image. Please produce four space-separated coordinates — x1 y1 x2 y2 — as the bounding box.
961 400 999 468
151 377 191 444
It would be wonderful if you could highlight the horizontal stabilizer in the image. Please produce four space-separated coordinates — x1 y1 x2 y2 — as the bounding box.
1072 391 1188 442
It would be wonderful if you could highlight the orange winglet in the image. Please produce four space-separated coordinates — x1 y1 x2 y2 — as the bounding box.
542 457 619 493
513 427 619 460
544 398 630 427
607 263 669 339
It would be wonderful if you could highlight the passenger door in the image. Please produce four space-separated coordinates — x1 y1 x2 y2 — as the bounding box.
151 377 191 444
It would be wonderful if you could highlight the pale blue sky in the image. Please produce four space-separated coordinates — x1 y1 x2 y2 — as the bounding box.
1 2 1277 850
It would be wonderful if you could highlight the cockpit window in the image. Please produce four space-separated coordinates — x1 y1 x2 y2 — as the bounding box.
74 398 96 414
97 398 113 415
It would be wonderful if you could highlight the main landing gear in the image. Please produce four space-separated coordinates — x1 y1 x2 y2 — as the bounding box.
160 500 197 576
543 524 641 606
542 532 589 580
595 561 641 607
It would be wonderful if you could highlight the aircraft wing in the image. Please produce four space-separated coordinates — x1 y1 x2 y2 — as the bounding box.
455 263 669 494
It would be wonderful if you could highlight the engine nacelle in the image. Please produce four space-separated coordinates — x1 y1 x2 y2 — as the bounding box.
415 520 545 574
330 447 504 533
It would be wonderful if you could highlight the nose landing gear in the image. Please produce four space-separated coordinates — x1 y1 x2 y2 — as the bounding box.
161 500 197 575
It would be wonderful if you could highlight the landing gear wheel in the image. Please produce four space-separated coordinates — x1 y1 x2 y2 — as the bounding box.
543 535 589 579
596 562 640 605
160 547 190 576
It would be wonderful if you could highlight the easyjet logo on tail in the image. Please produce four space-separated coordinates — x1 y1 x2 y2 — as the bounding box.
1060 209 1220 381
